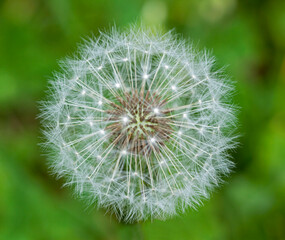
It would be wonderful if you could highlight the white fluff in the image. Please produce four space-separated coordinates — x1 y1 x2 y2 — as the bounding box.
40 26 237 222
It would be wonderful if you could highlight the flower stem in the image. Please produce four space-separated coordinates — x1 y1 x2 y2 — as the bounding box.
119 222 144 240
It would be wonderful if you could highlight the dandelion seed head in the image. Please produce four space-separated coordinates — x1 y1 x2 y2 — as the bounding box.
40 26 237 223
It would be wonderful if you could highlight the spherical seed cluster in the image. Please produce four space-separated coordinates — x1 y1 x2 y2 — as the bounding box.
40 27 236 222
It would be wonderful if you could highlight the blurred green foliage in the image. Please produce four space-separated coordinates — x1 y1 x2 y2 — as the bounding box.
0 0 284 239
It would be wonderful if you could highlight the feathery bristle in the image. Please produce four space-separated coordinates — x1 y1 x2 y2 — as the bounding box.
39 26 237 223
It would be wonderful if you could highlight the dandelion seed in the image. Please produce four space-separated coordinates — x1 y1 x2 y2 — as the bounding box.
153 108 159 114
40 26 237 223
122 116 129 123
159 160 165 165
143 74 149 79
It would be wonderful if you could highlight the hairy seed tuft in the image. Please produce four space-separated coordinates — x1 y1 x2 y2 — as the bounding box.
40 26 237 222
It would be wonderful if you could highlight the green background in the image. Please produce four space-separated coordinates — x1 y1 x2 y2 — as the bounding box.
0 0 284 239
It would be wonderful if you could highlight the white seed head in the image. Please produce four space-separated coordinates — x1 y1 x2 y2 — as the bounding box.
40 26 237 223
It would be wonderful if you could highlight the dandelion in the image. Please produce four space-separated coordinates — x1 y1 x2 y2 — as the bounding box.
40 26 237 223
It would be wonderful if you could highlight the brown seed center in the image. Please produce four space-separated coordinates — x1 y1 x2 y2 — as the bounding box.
106 90 172 156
